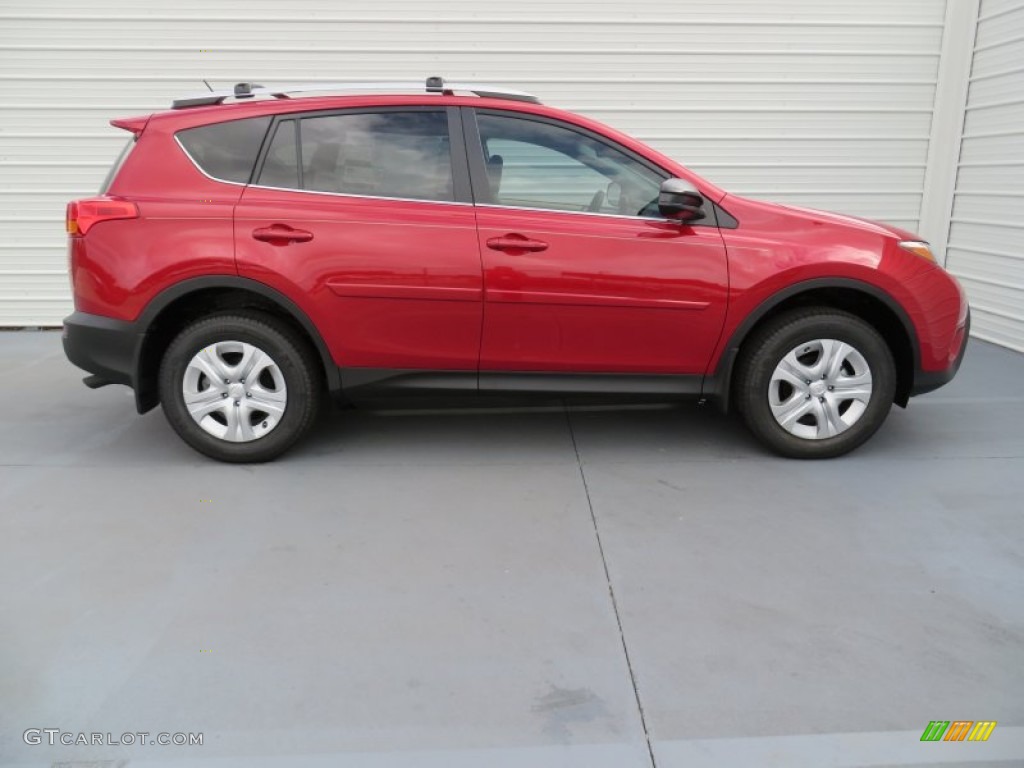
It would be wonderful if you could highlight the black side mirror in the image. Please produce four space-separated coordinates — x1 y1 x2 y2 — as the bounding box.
658 178 705 222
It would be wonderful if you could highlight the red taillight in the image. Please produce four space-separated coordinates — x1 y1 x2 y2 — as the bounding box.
66 197 138 236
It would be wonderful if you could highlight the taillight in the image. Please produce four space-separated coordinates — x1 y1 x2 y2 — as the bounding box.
66 197 138 236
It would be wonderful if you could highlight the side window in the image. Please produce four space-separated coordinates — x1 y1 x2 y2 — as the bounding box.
293 111 454 201
177 116 271 183
476 114 664 217
257 120 299 189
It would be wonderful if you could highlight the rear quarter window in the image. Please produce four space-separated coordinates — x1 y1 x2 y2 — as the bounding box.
177 116 271 183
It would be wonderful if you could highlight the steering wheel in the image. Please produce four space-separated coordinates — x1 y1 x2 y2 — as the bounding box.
587 189 606 212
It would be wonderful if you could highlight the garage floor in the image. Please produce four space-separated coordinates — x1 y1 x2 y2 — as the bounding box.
2 331 1023 768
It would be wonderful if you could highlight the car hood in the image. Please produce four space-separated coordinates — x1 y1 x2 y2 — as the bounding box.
768 202 921 242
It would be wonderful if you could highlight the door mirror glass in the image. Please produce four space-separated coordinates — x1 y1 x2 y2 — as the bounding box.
658 178 705 222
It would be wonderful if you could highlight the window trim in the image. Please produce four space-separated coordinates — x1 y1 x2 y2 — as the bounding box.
232 182 474 208
461 107 720 227
248 105 472 204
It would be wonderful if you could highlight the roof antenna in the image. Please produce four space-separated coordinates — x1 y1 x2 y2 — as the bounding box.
202 79 213 92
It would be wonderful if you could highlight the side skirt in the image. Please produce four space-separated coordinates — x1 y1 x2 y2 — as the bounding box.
338 368 704 408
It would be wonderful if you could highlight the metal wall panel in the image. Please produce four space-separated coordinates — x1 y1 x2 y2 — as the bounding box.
0 0 945 325
947 0 1024 352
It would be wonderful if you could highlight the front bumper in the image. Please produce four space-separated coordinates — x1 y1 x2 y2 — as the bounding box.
62 310 143 395
909 308 970 397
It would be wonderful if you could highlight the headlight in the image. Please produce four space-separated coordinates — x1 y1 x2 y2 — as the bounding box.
899 240 936 263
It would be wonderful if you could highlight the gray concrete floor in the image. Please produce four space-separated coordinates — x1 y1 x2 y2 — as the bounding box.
1 331 1023 768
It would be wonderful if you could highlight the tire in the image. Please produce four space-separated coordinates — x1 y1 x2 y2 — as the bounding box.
734 308 896 459
158 311 322 463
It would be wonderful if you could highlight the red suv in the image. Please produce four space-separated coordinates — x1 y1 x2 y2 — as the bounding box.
63 78 969 462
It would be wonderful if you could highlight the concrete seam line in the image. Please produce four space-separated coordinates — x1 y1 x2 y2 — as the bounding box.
564 404 657 768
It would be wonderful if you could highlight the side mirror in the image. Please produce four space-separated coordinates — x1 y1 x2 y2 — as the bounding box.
658 178 705 222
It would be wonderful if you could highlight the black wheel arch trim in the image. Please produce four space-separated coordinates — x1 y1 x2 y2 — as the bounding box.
134 275 342 411
702 277 922 410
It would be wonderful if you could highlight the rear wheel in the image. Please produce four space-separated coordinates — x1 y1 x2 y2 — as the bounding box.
735 308 896 458
158 312 321 462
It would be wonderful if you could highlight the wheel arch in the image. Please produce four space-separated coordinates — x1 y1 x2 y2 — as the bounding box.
704 278 919 411
133 276 340 413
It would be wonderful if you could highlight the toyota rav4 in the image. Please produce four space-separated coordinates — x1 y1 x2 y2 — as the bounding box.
63 78 970 462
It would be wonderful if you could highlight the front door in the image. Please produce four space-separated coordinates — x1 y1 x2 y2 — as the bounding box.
465 110 728 376
235 107 482 372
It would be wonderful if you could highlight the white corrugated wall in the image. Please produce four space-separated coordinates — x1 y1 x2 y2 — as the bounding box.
0 0 948 327
946 0 1024 352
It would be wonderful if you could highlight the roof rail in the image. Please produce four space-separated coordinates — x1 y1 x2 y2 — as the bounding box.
171 76 541 109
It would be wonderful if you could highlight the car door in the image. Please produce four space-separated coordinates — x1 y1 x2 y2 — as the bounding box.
464 109 728 379
235 106 483 372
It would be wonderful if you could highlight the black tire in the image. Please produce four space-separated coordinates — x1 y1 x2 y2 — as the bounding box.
158 311 322 463
734 308 896 459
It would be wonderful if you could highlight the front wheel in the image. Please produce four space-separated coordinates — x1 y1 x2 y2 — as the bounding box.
735 308 896 459
158 311 321 463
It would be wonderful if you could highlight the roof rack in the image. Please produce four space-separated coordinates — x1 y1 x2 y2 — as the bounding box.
171 77 541 109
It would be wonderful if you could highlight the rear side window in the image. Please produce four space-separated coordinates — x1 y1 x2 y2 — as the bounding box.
177 116 271 183
256 110 453 202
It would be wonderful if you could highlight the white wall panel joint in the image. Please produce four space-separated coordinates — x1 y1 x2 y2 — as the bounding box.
919 0 980 264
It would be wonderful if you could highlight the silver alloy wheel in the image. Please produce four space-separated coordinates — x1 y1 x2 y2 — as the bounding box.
181 341 287 442
768 338 873 440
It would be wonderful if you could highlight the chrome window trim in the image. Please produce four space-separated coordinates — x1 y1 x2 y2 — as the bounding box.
175 134 681 216
176 131 696 218
475 202 679 224
246 183 472 207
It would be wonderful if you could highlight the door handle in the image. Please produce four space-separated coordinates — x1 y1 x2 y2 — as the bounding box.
486 234 549 253
252 225 314 245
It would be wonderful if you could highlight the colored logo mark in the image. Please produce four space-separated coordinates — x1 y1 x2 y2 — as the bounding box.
920 721 996 742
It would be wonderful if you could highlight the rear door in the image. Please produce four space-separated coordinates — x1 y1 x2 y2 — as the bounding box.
234 106 483 371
